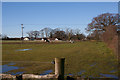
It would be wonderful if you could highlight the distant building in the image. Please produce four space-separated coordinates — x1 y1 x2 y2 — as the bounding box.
55 38 59 41
55 38 62 41
24 37 29 41
41 38 44 41
41 38 50 42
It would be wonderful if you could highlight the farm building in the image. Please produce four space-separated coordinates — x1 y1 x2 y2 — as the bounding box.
24 37 30 41
41 38 50 42
55 38 61 41
55 38 58 41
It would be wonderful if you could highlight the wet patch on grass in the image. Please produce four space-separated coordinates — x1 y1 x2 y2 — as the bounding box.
2 41 118 77
68 73 74 76
100 73 118 78
7 71 25 75
16 49 32 51
78 70 86 75
40 70 53 75
110 70 117 73
1 62 24 75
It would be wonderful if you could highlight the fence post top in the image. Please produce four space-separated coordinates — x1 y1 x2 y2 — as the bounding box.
55 57 65 60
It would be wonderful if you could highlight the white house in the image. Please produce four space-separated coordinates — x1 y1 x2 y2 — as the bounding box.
55 38 59 41
41 38 44 41
24 37 29 41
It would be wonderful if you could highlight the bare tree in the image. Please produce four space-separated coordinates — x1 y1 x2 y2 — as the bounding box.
0 34 9 40
74 29 80 35
49 32 53 38
27 30 40 39
68 29 74 40
65 28 72 40
40 29 44 38
74 29 80 39
26 31 33 38
0 33 2 39
86 13 118 32
53 30 67 40
49 28 61 38
86 13 118 40
41 28 52 38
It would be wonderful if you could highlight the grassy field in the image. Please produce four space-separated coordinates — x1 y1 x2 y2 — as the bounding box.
2 41 118 78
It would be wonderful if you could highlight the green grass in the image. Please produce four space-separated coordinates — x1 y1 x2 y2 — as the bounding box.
2 41 118 77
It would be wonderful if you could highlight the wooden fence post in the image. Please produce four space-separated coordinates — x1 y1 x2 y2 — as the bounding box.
55 58 65 80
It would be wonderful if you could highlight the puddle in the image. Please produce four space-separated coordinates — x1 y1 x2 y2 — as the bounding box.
10 72 25 75
40 70 53 75
1 62 24 75
78 70 86 75
68 73 74 76
16 49 32 51
100 73 118 78
2 65 19 73
6 71 25 75
110 70 117 73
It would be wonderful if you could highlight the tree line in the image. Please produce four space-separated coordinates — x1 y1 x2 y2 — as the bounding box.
2 13 118 42
26 28 86 40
